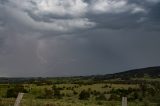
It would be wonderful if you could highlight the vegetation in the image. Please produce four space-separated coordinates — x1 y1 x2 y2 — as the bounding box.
6 84 28 98
79 90 90 100
0 66 160 106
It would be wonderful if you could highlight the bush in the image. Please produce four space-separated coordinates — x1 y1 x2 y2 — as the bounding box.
95 94 106 101
6 84 28 98
96 101 103 105
92 90 101 96
54 89 62 99
102 84 108 88
73 90 78 95
109 94 119 101
44 88 53 99
79 90 90 100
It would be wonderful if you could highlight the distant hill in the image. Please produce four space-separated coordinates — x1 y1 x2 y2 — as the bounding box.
93 66 160 80
1 66 160 83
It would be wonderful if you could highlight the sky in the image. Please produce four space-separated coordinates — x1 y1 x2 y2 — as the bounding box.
0 0 160 77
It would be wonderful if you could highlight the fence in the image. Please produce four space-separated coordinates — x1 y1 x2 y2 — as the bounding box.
13 93 128 106
14 93 24 106
122 97 127 106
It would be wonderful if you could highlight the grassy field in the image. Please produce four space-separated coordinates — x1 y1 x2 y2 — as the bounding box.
1 67 160 105
0 82 159 106
0 98 158 106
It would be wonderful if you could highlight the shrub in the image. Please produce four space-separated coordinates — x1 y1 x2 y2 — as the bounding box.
79 90 90 100
95 94 107 101
44 88 53 99
109 94 119 101
6 84 28 98
73 90 78 95
92 90 101 96
102 84 108 88
97 101 103 105
53 88 63 99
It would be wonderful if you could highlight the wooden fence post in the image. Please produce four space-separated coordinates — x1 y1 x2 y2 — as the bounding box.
14 93 24 106
122 97 127 106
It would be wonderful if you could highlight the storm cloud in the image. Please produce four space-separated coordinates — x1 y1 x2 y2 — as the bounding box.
0 0 160 77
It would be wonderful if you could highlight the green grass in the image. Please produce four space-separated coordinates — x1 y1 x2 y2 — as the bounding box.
0 84 8 97
0 97 158 106
0 83 159 106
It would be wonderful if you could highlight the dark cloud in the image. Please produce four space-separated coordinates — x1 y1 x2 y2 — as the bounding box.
149 2 160 21
0 0 160 77
0 0 9 5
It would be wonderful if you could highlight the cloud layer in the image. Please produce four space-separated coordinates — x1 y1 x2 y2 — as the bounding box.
0 0 160 77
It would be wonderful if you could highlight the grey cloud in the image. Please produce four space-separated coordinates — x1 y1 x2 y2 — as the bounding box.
149 2 160 21
3 0 159 32
0 0 9 5
4 0 148 31
2 0 94 32
0 0 160 77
